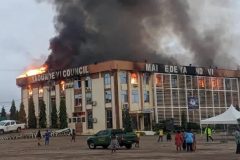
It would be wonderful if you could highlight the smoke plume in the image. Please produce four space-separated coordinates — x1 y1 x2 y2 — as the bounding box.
43 0 231 69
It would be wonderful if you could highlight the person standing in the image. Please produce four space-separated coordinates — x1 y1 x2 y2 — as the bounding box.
44 130 51 145
205 126 213 142
158 129 164 142
110 134 118 153
36 130 41 146
185 129 193 152
234 128 240 154
135 132 140 148
175 131 183 151
182 130 186 151
71 129 76 142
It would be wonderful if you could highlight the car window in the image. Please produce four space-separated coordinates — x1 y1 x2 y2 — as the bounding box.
96 130 108 136
11 122 15 125
0 122 6 126
5 122 10 126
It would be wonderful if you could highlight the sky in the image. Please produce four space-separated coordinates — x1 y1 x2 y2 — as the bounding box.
0 0 240 111
0 0 55 110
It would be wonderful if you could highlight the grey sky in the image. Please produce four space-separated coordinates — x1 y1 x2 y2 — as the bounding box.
0 0 55 110
0 0 239 111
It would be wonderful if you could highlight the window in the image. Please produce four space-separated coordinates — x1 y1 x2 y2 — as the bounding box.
144 91 150 103
105 89 112 103
38 87 43 95
119 71 127 84
232 79 237 91
143 73 150 85
85 77 92 89
121 90 128 103
198 77 205 89
225 79 231 90
74 80 81 89
87 110 93 129
156 74 163 87
106 109 113 128
131 73 138 84
132 90 139 103
11 121 14 125
74 94 82 107
171 75 178 88
172 90 178 106
86 92 92 105
186 76 192 89
104 73 111 86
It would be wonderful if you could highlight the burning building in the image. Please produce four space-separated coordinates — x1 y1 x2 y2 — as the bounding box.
16 0 240 134
16 60 240 134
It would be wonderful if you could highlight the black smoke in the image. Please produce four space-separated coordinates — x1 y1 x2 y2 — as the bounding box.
42 0 228 69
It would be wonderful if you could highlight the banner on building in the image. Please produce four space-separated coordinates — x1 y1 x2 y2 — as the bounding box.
188 97 199 109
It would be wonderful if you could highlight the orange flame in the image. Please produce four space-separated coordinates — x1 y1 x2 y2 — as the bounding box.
18 65 48 78
60 80 65 91
131 73 138 84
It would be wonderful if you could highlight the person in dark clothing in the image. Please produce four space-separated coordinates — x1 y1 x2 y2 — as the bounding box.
182 130 186 151
44 130 51 145
71 129 76 142
36 130 41 146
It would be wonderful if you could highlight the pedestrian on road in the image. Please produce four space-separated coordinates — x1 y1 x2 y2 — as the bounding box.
185 129 193 152
182 130 186 151
158 129 164 142
71 129 76 142
234 128 240 154
36 130 41 146
205 126 213 142
135 132 140 148
175 130 183 151
166 131 172 141
44 130 51 145
110 134 118 153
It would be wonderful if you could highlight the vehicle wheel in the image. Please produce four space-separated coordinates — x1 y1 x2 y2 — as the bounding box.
0 130 4 134
17 127 21 133
125 144 132 149
102 145 108 149
88 141 96 149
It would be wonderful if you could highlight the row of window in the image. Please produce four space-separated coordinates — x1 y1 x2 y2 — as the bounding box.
156 74 238 91
86 109 113 129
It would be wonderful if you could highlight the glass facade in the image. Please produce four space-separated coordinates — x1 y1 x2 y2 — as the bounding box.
155 73 240 125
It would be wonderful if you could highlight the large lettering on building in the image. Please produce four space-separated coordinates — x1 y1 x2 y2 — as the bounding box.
145 63 214 76
29 66 89 83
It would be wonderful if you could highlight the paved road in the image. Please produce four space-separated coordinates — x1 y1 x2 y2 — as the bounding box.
0 134 239 160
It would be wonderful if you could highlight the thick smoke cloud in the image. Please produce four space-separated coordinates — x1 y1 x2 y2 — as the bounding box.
43 0 230 70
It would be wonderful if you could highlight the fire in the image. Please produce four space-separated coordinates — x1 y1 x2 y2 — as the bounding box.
28 85 33 96
60 80 65 91
199 79 205 88
131 73 138 84
18 65 48 78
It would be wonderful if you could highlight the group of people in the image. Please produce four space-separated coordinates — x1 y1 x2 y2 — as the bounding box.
157 129 196 152
36 129 76 146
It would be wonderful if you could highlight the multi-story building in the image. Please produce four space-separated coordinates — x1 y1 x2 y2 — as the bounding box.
16 60 240 134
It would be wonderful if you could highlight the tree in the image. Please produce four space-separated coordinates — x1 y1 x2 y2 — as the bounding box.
10 100 16 120
39 99 47 128
181 110 187 130
15 110 19 121
19 102 27 123
28 97 36 128
59 98 68 129
122 107 133 132
51 100 58 128
0 107 7 120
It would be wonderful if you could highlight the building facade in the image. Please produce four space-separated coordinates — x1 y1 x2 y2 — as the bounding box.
16 60 240 134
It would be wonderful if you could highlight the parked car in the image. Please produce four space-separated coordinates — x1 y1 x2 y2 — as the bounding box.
0 120 26 134
87 129 137 149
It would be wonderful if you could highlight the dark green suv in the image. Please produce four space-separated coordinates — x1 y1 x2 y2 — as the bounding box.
87 129 137 149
